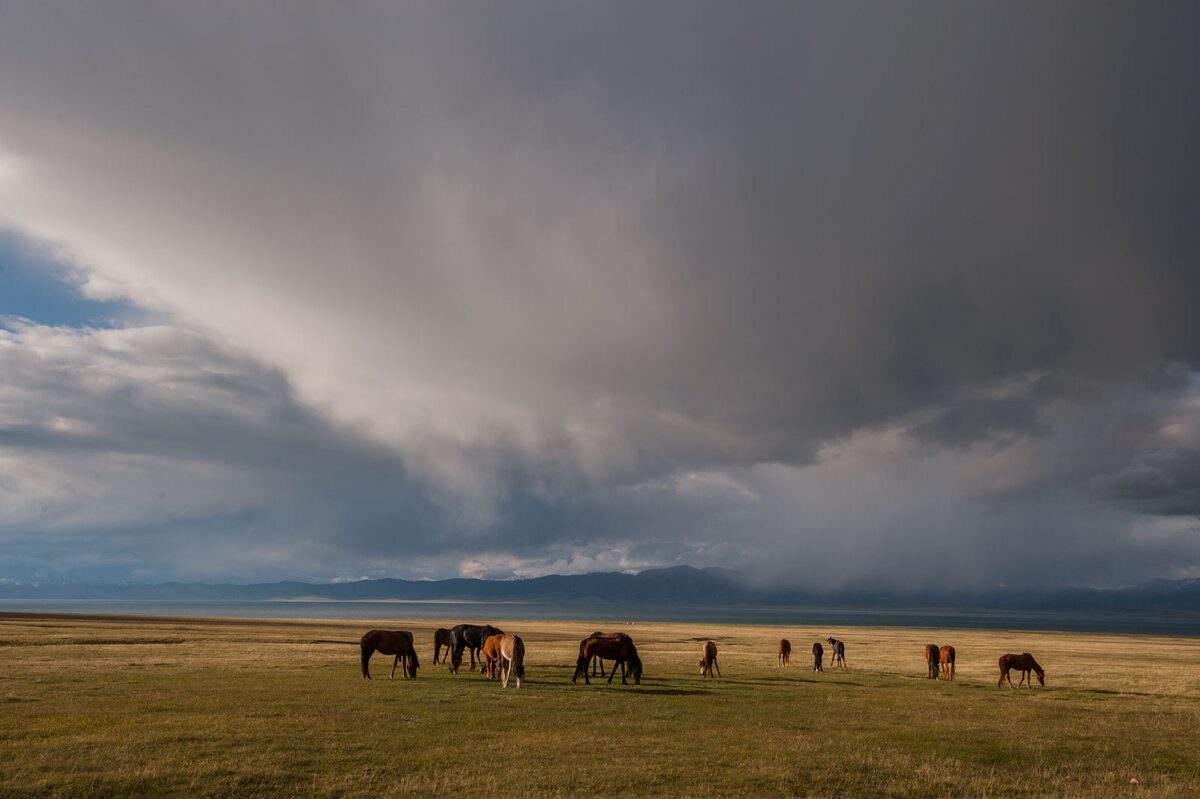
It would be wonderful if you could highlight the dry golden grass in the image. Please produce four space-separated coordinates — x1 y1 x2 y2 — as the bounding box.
1 612 1198 798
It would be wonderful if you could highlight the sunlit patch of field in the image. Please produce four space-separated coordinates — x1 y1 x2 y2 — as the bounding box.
1 613 1198 797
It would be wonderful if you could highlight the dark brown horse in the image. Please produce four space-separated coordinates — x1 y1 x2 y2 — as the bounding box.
448 623 504 674
360 629 420 680
432 628 453 665
826 637 846 668
579 630 611 678
572 633 642 685
699 640 721 678
939 645 956 680
778 638 791 667
998 653 1044 688
812 641 824 672
925 644 941 679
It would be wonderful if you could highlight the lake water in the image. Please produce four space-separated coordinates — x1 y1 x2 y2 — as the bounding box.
3 599 1199 636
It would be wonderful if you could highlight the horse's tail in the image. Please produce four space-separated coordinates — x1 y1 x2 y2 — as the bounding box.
514 636 526 679
432 631 442 664
360 641 373 679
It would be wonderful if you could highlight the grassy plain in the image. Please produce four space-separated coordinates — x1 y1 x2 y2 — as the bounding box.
1 612 1199 798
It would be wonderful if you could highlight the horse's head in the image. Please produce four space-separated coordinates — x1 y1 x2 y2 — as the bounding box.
408 649 420 678
699 658 707 675
628 651 643 685
1034 668 1045 686
450 648 462 673
571 655 588 683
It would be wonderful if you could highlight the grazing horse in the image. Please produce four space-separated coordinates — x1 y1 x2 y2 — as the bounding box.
812 642 824 672
360 629 420 680
699 640 721 678
572 633 643 685
925 644 941 679
998 653 1044 688
579 631 611 678
778 638 791 667
432 628 453 665
826 637 846 668
939 645 956 681
481 633 505 680
448 623 504 674
498 634 525 688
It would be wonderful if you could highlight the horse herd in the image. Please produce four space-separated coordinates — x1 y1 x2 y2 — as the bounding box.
360 624 1046 689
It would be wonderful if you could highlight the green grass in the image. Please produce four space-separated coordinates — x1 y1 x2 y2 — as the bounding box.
1 614 1198 797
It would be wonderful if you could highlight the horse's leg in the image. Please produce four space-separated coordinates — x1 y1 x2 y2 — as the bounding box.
714 659 721 677
390 654 400 680
469 646 477 671
501 657 509 688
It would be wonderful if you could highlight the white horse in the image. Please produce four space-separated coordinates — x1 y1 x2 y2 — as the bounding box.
499 634 525 688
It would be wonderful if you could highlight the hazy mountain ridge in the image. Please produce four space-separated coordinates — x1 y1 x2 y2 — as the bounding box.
3 565 1199 613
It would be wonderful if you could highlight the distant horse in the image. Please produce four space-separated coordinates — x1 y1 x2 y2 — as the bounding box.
778 639 791 667
998 653 1044 688
812 642 824 672
432 628 453 665
498 634 526 688
925 644 941 679
448 623 504 674
826 637 846 668
572 633 642 685
481 633 505 680
939 645 956 681
699 640 721 678
360 629 420 680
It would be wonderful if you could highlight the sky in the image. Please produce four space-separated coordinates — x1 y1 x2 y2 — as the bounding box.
1 2 1199 588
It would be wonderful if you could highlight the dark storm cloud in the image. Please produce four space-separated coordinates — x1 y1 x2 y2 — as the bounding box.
1 3 1199 585
1091 451 1200 516
910 397 1046 449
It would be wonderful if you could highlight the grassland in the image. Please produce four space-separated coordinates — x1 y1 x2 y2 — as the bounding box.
1 613 1199 798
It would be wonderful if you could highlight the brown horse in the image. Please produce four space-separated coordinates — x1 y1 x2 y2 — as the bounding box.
579 630 611 678
498 634 525 688
998 653 1044 688
939 645 956 680
925 644 941 679
812 641 824 672
778 638 791 667
826 637 846 668
432 628 453 665
699 640 721 678
360 629 420 680
481 633 504 680
572 633 642 685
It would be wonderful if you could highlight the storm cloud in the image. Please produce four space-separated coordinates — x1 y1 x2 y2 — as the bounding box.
1 2 1199 586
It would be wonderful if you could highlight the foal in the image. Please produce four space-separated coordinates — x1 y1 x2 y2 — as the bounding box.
826 637 846 668
778 638 791 667
812 642 824 672
699 640 721 678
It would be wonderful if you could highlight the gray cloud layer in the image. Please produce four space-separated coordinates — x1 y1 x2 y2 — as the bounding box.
1 3 1199 586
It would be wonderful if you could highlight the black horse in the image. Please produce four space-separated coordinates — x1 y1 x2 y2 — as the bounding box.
448 623 504 674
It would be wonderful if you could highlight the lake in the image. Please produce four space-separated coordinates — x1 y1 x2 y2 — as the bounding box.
3 599 1198 636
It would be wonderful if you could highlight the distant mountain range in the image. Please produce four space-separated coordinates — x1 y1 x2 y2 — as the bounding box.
3 565 1200 614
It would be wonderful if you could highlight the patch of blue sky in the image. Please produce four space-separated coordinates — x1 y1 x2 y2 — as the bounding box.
0 229 138 329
